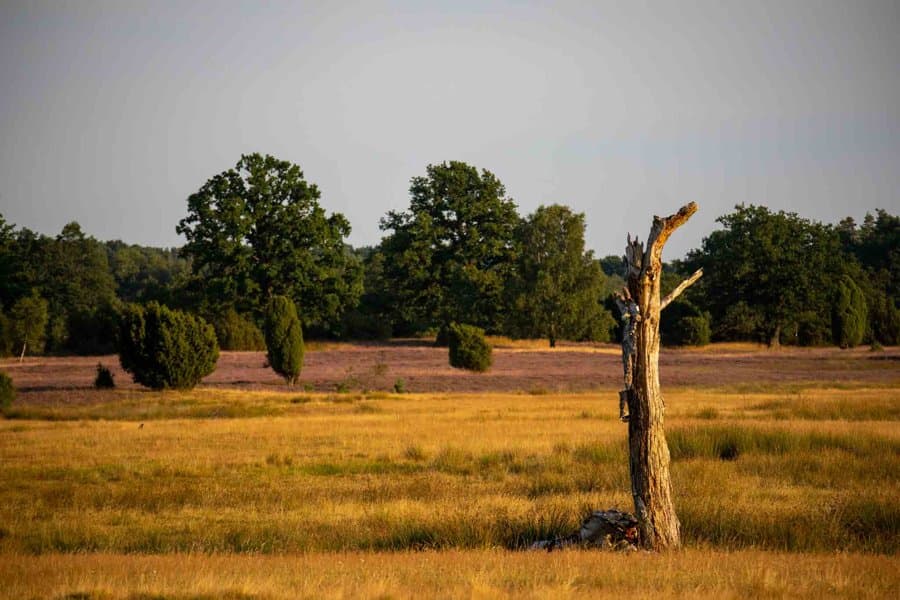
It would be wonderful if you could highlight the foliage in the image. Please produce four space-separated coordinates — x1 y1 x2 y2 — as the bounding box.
106 241 191 307
836 212 900 345
447 322 492 372
8 291 49 356
685 205 847 346
339 248 393 340
117 302 219 390
0 370 14 410
831 276 868 348
212 308 266 351
661 301 711 346
94 363 115 389
0 312 12 357
177 154 363 332
0 220 118 354
507 205 611 346
264 295 304 386
866 287 900 345
378 161 520 334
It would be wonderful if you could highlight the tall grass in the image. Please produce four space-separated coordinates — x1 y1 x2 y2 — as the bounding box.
1 388 897 555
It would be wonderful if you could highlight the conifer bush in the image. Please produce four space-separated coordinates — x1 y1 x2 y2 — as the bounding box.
212 308 266 351
94 363 115 389
447 322 492 372
117 302 219 390
832 276 867 348
0 370 14 411
264 295 304 386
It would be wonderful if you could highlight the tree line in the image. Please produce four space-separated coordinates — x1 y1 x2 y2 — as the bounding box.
0 153 897 357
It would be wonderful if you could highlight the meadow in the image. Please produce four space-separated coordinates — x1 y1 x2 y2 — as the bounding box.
1 344 898 598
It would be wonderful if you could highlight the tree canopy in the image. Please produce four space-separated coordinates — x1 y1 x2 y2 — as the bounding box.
507 204 612 346
685 205 848 346
378 161 520 333
176 153 363 332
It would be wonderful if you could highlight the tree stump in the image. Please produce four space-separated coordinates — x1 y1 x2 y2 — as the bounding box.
614 203 702 550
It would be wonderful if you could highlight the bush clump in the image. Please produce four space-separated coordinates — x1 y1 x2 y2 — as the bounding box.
0 371 15 411
117 302 219 390
661 301 711 346
832 275 868 348
94 363 115 389
212 308 266 351
264 295 304 386
447 322 492 372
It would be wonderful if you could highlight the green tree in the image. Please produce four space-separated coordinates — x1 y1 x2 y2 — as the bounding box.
0 312 11 356
4 222 118 353
106 241 192 307
176 154 363 332
685 205 845 346
508 205 611 346
379 161 520 334
832 276 868 348
0 215 17 308
117 302 219 390
264 295 304 386
9 291 49 356
339 246 393 340
836 211 899 344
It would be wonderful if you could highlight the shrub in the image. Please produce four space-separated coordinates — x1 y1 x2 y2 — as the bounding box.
393 378 406 393
94 363 115 389
0 371 14 411
832 276 867 348
677 315 712 346
212 308 266 351
447 322 492 372
661 301 711 346
117 302 219 390
264 295 304 386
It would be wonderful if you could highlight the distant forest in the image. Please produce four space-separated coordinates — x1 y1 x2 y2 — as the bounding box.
1 154 897 356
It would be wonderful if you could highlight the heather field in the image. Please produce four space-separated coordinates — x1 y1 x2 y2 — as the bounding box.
1 343 899 598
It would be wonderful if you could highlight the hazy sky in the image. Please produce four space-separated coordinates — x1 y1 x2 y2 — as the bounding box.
1 0 898 258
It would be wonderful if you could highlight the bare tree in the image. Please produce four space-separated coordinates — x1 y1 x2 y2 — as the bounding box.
615 202 702 549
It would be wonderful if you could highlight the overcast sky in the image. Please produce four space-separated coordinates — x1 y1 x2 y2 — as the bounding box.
1 0 898 258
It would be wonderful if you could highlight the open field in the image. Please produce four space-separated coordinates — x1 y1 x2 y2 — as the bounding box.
1 344 899 598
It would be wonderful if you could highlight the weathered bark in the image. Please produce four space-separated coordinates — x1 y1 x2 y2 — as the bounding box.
617 202 701 550
531 509 639 551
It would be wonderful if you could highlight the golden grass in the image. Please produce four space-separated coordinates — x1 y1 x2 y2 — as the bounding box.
1 385 898 597
2 550 898 599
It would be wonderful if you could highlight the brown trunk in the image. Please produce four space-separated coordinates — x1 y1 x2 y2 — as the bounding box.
616 203 701 550
768 325 781 349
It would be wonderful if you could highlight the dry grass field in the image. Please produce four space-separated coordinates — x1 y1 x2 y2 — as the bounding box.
1 343 899 598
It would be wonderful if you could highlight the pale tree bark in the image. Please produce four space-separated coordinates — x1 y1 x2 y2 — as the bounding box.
615 202 701 550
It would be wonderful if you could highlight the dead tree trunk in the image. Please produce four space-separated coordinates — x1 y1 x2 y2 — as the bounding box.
615 202 702 550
